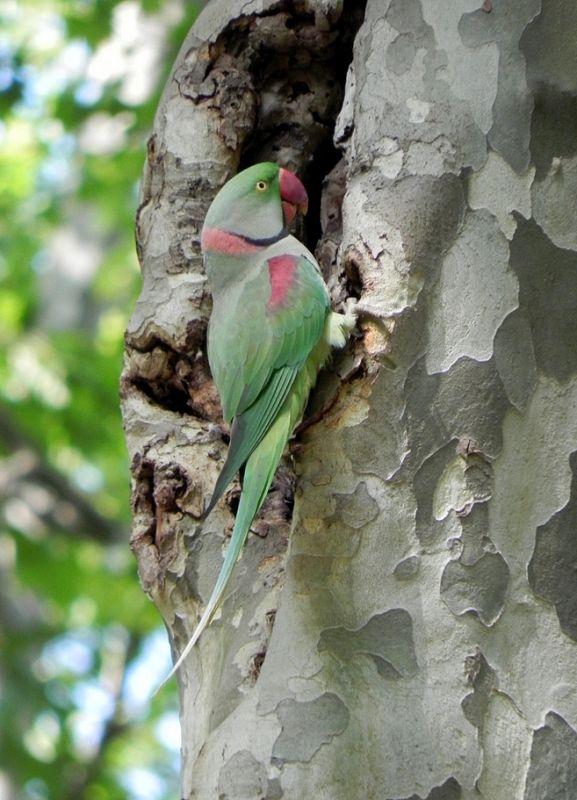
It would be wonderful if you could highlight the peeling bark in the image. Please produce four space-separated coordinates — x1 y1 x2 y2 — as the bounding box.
122 0 577 797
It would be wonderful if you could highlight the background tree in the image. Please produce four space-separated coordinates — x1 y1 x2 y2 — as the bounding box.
126 0 577 798
0 2 201 798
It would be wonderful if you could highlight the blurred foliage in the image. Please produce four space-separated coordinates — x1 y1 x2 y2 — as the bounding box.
0 1 201 798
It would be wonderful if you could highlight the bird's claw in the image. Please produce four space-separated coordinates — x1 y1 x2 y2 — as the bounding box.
343 297 390 326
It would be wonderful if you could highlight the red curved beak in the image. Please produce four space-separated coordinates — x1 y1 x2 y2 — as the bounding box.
279 167 309 225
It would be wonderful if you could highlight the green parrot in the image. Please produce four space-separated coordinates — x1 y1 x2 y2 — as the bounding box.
165 162 353 680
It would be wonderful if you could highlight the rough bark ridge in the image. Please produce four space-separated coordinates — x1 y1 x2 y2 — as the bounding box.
122 0 577 798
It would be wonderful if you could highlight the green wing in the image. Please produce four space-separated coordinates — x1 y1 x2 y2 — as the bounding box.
205 246 329 515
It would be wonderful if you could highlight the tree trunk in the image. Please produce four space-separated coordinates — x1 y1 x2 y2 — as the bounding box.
121 1 577 797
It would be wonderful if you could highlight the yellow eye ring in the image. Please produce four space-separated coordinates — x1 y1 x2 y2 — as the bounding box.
255 180 268 191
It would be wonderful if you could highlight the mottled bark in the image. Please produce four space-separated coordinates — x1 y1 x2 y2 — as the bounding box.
122 1 577 798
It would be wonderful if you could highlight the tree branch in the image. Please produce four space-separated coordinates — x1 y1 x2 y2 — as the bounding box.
0 405 124 543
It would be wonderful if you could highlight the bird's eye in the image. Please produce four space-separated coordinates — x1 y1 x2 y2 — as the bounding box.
255 180 268 191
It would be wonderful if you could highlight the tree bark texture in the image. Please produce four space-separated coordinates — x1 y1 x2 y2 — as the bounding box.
121 1 577 798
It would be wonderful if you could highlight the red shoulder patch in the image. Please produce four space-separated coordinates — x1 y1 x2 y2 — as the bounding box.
201 226 262 255
267 255 298 310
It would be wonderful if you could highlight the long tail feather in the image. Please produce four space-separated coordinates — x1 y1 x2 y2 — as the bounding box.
157 413 291 689
156 334 337 690
203 367 297 520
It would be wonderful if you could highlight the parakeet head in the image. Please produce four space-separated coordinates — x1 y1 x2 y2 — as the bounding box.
202 163 308 249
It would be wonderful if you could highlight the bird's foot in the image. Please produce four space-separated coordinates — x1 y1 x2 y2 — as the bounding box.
344 296 390 325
